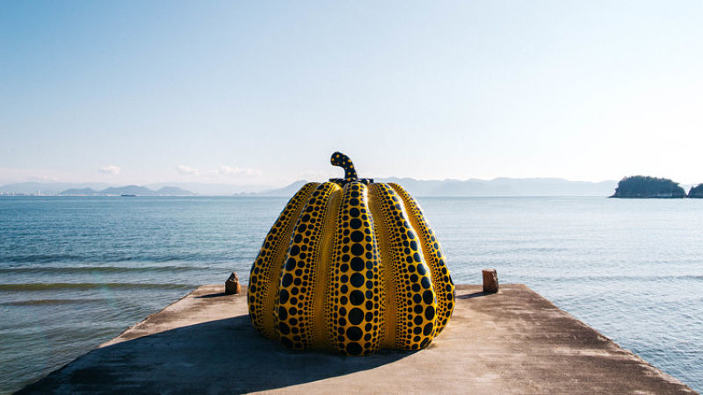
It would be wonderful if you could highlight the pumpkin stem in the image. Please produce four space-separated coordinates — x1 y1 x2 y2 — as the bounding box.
330 152 358 181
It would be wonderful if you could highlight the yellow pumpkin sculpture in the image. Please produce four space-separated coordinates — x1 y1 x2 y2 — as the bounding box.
247 152 455 355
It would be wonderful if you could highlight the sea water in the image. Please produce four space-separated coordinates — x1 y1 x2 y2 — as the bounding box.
1 196 701 392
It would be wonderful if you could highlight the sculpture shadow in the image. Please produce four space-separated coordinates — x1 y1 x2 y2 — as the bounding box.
195 292 228 299
458 291 493 299
19 315 414 394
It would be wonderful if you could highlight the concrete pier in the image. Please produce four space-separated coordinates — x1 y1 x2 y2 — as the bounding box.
20 284 693 394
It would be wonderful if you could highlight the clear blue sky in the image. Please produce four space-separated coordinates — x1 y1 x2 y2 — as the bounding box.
2 1 702 186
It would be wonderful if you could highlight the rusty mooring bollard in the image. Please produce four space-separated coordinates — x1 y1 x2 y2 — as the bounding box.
225 272 242 295
482 269 499 293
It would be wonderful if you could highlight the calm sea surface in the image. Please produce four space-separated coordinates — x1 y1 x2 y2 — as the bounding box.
1 196 702 392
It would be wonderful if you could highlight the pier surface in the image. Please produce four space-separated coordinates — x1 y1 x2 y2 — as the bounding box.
20 284 693 394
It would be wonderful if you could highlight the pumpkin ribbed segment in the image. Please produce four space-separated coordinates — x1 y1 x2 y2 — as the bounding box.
369 183 438 350
311 186 341 349
367 184 397 349
274 182 340 350
389 183 455 337
328 182 384 355
248 182 318 339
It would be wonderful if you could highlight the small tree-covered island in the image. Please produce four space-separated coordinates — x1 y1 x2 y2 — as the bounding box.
689 184 703 198
611 176 686 198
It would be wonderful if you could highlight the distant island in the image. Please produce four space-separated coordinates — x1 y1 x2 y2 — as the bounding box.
611 176 686 198
59 185 195 196
689 184 703 198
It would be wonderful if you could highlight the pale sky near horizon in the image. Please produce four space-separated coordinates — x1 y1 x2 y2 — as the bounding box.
2 1 703 187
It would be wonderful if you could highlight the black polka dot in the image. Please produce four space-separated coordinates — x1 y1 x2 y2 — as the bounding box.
350 257 364 271
346 342 362 355
350 231 364 242
421 277 431 289
350 273 364 287
348 308 364 325
425 306 435 320
279 289 289 304
351 244 364 256
350 290 364 305
346 326 363 341
422 290 433 304
350 219 362 229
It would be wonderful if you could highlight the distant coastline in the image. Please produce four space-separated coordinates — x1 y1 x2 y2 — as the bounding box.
0 177 618 197
251 177 618 197
58 185 196 197
0 185 197 197
3 177 701 198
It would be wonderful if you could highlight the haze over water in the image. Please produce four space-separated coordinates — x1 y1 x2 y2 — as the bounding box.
1 196 701 393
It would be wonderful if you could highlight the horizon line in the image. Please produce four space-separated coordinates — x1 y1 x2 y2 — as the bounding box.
0 175 626 189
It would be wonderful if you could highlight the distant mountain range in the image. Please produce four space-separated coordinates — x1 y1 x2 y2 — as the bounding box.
254 177 619 197
0 183 194 196
58 185 196 196
0 177 620 197
0 182 112 195
0 182 267 196
146 182 271 195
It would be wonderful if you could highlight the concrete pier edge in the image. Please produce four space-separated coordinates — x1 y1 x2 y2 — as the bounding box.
19 284 695 394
